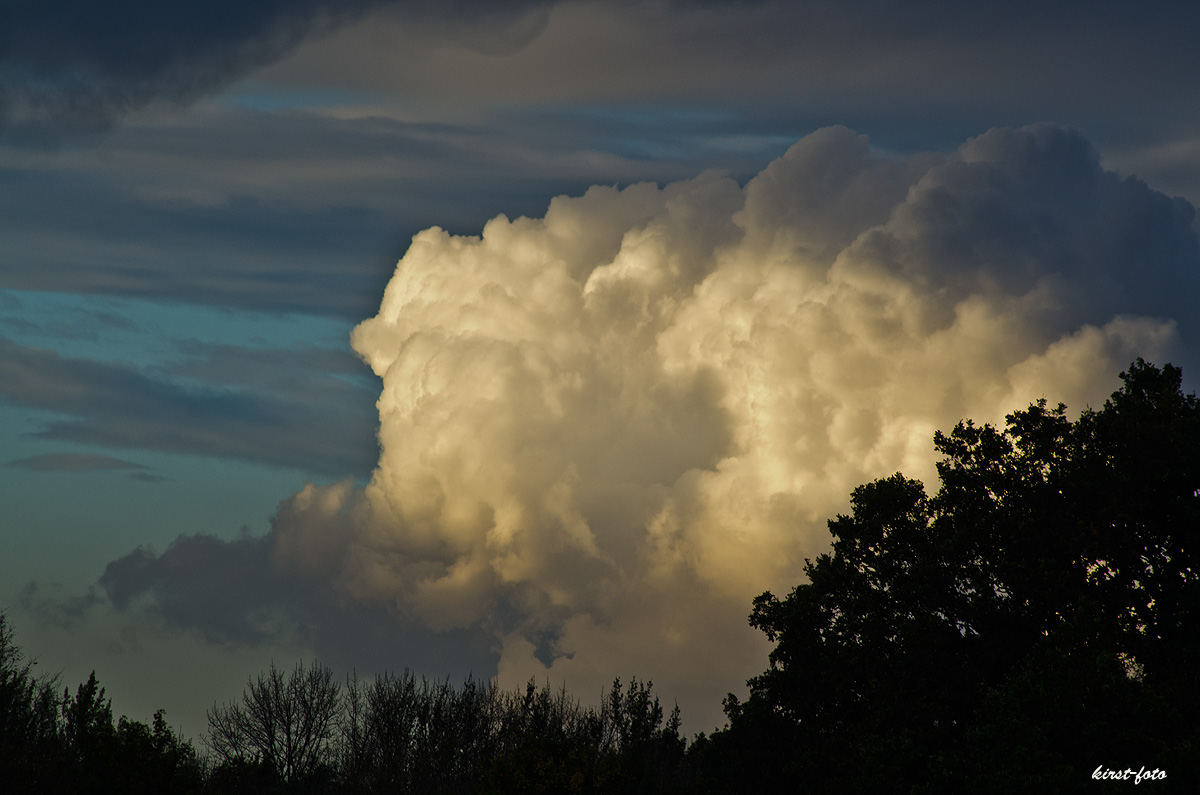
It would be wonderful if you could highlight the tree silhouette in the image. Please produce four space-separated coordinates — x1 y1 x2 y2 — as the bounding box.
339 671 687 794
1 615 201 794
206 660 341 791
0 613 63 793
4 617 688 793
111 709 203 794
704 360 1200 793
340 669 504 794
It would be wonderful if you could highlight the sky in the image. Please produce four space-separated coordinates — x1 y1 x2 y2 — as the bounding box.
2 0 1200 740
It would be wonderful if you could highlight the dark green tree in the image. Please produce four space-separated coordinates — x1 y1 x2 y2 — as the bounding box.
704 360 1200 793
59 671 117 790
0 613 64 793
111 710 204 794
1 615 201 794
474 679 600 795
593 678 686 794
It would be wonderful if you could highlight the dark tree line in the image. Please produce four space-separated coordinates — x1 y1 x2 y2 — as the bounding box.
4 359 1198 792
204 662 686 794
1 626 686 794
0 617 203 794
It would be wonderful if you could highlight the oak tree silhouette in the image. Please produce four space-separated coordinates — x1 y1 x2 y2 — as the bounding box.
702 360 1200 794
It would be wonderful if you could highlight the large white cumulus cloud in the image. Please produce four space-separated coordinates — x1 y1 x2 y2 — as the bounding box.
270 124 1197 728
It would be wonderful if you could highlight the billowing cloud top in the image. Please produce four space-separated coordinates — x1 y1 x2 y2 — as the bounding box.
103 125 1199 730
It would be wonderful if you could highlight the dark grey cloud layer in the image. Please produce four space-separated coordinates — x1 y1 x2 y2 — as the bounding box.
7 452 149 471
97 530 496 678
7 451 148 470
18 580 105 629
0 107 702 317
0 155 399 319
6 2 1200 316
0 0 555 138
269 0 1200 144
100 533 295 645
2 0 358 135
0 337 378 476
9 0 1200 141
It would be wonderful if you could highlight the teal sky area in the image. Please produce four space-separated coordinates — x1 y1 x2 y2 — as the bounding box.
1 293 369 738
3 0 1200 741
0 292 370 557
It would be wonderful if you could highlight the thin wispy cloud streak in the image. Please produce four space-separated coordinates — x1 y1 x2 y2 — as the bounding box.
0 163 398 318
1 105 716 317
6 452 150 472
0 337 378 476
125 471 171 484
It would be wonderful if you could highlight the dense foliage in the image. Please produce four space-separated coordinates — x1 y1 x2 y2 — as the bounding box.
699 359 1200 793
3 359 1197 792
0 617 203 794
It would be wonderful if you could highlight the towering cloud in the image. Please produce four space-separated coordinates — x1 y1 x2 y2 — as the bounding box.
101 125 1199 730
